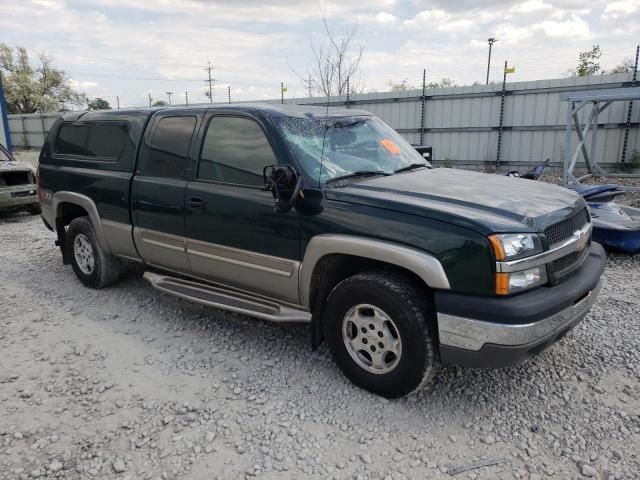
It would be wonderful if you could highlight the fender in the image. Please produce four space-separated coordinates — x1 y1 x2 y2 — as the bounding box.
299 234 451 309
52 191 112 255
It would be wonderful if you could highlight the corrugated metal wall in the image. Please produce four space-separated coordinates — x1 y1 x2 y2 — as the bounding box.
7 113 60 151
7 72 640 165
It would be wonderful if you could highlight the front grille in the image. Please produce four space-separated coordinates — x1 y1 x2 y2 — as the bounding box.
549 244 590 282
544 208 589 246
11 190 35 198
553 250 581 273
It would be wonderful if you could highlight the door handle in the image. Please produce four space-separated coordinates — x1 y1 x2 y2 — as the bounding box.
187 196 204 208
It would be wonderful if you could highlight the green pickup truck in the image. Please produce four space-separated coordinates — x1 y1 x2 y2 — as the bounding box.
38 104 605 398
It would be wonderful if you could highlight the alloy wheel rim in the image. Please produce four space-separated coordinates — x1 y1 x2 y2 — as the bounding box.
73 234 95 275
342 304 402 375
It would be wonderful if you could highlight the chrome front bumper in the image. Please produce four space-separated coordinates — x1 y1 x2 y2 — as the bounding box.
438 280 601 352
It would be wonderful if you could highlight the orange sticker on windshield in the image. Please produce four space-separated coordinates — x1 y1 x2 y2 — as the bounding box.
380 139 400 154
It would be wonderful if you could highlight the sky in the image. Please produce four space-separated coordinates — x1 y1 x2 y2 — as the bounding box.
1 0 640 108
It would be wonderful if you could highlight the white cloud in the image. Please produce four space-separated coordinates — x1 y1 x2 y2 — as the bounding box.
494 24 534 43
69 79 98 89
0 0 634 103
604 1 639 14
403 9 449 29
511 0 553 13
534 14 590 37
374 12 398 24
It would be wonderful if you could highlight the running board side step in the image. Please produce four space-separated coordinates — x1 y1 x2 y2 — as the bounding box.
143 272 311 323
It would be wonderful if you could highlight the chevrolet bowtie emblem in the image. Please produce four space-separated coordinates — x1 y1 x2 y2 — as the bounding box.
573 229 588 250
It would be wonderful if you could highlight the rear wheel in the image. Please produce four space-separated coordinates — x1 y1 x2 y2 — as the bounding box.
324 270 439 398
67 216 120 288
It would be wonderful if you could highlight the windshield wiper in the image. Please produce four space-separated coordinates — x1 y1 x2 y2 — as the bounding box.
325 170 391 184
394 163 429 174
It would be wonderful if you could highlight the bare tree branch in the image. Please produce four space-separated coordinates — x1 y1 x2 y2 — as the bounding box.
289 12 364 98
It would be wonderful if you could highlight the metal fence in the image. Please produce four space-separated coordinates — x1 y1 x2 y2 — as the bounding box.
8 72 640 166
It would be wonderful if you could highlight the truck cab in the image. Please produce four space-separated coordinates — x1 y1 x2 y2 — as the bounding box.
38 104 605 398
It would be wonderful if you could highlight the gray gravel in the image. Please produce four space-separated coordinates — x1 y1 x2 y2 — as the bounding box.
1 164 640 479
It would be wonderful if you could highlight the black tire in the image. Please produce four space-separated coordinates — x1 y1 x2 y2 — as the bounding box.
66 216 121 289
27 203 42 215
324 270 438 398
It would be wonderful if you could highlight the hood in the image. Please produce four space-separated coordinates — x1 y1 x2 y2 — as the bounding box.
0 161 35 173
326 168 586 234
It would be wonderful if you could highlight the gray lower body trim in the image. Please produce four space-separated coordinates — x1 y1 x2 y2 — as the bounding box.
187 238 296 277
437 280 601 351
132 228 300 304
133 227 189 271
185 238 300 304
102 220 140 260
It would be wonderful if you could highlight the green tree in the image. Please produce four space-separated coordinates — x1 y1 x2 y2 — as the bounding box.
151 100 167 107
0 44 86 113
611 58 636 74
87 97 111 110
387 77 455 92
387 79 413 92
576 45 602 76
427 77 455 88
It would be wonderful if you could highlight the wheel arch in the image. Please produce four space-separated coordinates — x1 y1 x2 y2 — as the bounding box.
53 192 112 255
300 234 450 310
300 235 450 349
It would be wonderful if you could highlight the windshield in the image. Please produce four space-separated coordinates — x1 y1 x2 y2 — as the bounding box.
276 115 430 184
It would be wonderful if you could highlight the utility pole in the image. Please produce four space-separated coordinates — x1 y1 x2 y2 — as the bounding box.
116 96 120 109
148 93 152 107
166 91 173 106
308 74 312 98
281 82 284 104
486 38 497 85
228 85 231 104
204 61 214 103
184 90 189 106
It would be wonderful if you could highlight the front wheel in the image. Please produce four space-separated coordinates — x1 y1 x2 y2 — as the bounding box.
324 270 439 398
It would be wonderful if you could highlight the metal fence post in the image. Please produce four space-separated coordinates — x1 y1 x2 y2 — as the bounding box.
621 44 639 164
21 115 28 148
346 77 350 109
420 69 426 145
496 61 508 168
40 114 47 144
564 101 574 186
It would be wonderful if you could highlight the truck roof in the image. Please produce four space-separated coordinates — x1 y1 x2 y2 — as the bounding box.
61 103 373 124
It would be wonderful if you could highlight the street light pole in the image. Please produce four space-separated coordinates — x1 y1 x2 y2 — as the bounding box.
486 38 497 85
166 91 173 106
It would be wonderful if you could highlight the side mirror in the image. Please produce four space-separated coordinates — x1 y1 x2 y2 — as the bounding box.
263 164 303 213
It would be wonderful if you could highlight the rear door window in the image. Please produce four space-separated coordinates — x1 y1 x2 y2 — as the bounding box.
54 124 88 156
144 116 197 178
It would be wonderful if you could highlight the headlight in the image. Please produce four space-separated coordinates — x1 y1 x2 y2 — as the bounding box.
495 266 548 295
489 233 547 295
488 233 543 261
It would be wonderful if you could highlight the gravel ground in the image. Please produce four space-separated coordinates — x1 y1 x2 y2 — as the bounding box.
1 151 640 480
